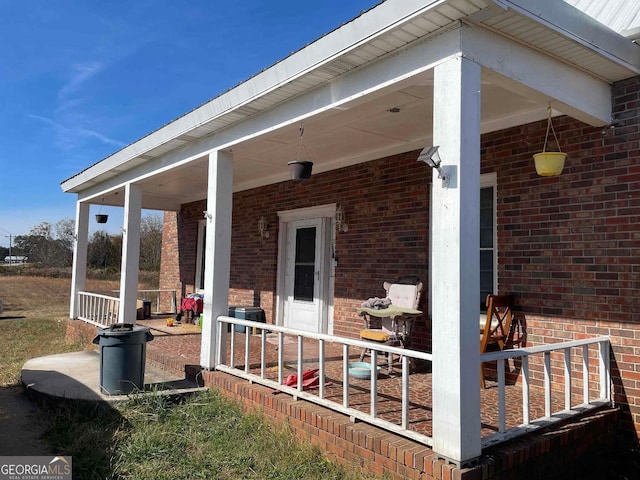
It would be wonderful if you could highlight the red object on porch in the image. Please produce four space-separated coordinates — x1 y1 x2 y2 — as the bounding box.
180 296 203 315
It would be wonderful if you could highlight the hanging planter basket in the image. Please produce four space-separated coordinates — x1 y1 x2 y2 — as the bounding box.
287 126 314 182
533 151 566 176
288 161 313 181
96 201 109 224
533 107 566 177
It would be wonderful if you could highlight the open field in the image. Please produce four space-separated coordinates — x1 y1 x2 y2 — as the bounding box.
0 276 118 385
0 275 383 479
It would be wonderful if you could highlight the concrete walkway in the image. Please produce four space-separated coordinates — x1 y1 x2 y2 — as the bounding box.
21 351 205 403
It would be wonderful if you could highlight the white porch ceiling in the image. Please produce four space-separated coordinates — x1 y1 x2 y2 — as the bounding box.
60 0 640 211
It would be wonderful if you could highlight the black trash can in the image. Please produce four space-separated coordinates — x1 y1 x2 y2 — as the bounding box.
228 306 266 334
92 323 154 395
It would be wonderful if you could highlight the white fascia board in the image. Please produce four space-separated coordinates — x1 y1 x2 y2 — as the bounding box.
73 26 465 200
497 0 640 73
461 24 612 126
60 0 452 194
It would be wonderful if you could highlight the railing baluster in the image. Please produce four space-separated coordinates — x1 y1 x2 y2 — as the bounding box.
522 355 530 425
564 348 571 410
544 351 551 418
498 358 505 433
260 329 267 379
371 350 378 418
278 332 284 385
582 344 589 404
599 340 610 400
401 355 409 429
244 328 251 374
297 336 304 394
343 344 349 408
319 339 325 399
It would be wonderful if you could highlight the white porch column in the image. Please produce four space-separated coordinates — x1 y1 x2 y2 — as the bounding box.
69 201 90 319
431 56 482 464
118 183 142 323
200 150 233 370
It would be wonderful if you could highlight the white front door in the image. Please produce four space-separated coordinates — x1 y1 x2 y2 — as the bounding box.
284 218 325 333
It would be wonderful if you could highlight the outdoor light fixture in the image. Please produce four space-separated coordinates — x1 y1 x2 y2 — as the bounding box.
417 145 449 187
258 216 269 239
335 205 348 233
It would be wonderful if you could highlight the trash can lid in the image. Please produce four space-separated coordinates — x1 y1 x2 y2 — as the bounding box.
229 306 264 312
97 323 151 336
109 322 134 332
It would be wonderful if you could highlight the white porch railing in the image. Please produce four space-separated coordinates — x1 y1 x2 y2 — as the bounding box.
214 315 611 453
77 291 120 327
215 316 435 447
481 336 611 448
76 289 177 327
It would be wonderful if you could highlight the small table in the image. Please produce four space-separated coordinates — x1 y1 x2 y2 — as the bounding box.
356 305 422 374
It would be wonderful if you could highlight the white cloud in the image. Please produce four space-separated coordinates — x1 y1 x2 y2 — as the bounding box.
59 61 103 101
29 113 126 149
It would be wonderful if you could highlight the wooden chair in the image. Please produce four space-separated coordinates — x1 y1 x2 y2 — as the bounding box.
480 294 514 388
357 281 422 374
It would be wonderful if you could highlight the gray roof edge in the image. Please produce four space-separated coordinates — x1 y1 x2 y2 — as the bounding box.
501 0 640 73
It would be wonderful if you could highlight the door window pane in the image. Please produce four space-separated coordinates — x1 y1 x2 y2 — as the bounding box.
294 227 316 301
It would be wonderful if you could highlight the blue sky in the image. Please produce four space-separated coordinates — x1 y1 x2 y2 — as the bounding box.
0 0 376 246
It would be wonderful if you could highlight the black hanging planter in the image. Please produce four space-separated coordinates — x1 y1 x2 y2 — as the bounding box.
288 161 313 181
95 214 109 224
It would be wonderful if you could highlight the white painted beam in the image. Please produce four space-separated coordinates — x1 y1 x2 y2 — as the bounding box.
461 24 612 126
431 55 482 465
118 183 142 323
200 151 234 370
70 201 89 319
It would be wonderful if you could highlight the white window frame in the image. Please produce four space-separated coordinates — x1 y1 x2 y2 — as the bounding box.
195 219 206 293
428 172 497 315
480 172 498 304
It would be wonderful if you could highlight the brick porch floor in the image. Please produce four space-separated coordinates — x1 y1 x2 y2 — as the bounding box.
138 317 618 480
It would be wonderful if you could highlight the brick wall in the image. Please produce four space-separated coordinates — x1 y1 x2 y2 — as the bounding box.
161 76 640 440
159 211 180 312
482 76 640 439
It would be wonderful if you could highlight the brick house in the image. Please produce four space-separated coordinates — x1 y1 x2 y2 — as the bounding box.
62 0 640 468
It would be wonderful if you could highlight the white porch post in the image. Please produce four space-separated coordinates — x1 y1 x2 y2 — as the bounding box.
70 201 89 319
118 183 142 323
200 150 233 370
431 56 482 464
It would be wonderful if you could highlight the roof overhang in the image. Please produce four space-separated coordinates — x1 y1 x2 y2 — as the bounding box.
60 0 640 211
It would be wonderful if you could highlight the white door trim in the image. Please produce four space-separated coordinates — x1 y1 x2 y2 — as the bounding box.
276 204 336 334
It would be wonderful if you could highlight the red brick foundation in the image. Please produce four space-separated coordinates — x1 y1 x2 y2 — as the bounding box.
203 369 618 480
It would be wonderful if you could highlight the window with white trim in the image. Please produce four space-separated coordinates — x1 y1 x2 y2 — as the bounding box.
195 220 206 293
480 173 497 311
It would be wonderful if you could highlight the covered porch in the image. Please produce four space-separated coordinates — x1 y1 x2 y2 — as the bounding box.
61 0 639 471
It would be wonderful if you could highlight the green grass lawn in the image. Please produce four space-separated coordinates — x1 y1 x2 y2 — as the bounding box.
0 276 385 479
